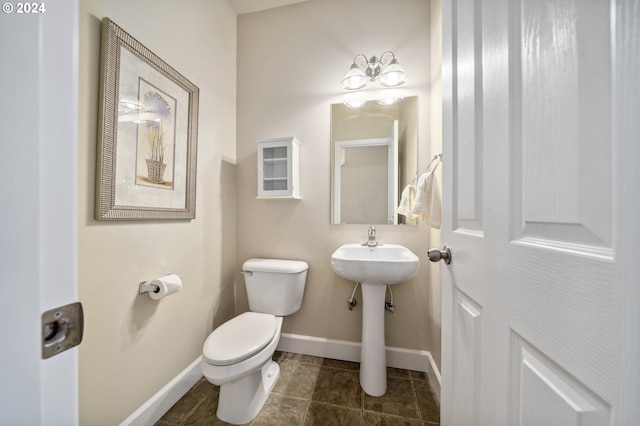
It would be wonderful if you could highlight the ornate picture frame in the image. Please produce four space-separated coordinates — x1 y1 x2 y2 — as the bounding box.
96 18 199 220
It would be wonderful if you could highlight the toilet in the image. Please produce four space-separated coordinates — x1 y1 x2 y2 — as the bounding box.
201 258 309 425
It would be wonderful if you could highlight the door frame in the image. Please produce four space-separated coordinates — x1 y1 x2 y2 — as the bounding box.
333 120 399 224
0 1 80 423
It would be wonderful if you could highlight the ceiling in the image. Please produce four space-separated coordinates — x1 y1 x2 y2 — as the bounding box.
228 0 309 15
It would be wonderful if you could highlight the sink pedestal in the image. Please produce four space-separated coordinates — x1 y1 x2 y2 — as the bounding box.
360 282 388 397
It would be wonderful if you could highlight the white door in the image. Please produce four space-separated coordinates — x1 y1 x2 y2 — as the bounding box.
0 1 80 424
441 1 640 425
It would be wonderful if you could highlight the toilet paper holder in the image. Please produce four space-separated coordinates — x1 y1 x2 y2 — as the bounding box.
138 274 183 300
139 281 160 295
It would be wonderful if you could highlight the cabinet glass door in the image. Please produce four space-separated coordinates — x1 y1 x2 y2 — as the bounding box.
262 146 288 191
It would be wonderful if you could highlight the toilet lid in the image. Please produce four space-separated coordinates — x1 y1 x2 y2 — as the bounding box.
203 312 276 366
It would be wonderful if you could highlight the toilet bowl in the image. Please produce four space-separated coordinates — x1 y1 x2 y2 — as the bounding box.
200 312 283 424
201 258 308 425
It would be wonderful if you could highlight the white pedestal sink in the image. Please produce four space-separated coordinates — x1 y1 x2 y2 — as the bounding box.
330 243 420 396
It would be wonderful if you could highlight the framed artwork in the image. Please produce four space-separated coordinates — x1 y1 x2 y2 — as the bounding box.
96 18 199 220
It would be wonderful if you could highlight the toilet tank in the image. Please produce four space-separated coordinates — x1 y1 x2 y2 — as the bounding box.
242 258 309 316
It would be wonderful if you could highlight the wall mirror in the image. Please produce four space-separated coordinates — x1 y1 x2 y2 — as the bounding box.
330 96 418 225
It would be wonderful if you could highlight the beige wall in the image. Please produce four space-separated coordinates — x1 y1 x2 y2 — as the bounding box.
78 0 237 424
236 0 437 353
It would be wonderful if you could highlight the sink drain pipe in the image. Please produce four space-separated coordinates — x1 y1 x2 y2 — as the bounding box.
347 282 359 310
385 285 395 312
346 283 395 312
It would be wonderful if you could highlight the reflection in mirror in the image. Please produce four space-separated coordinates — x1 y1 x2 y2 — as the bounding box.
331 96 418 225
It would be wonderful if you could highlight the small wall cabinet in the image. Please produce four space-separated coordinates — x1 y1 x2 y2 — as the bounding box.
256 137 300 199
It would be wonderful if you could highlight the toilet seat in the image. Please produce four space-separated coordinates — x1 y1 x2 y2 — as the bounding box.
203 312 276 366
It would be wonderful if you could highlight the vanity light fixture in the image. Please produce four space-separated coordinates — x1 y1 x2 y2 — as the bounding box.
377 95 405 106
344 99 369 109
341 51 408 90
343 95 404 109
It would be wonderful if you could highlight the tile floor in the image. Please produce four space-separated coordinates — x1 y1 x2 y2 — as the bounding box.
156 351 440 425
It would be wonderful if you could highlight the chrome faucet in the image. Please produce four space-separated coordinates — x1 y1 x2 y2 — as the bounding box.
363 226 382 247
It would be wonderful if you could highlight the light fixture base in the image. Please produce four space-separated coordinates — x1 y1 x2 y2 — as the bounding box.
341 51 407 90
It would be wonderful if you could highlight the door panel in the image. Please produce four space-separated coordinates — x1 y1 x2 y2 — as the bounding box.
510 335 611 426
441 0 639 424
451 290 483 425
453 0 484 233
513 0 613 254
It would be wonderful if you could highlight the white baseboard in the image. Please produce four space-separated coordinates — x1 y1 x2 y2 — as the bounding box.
424 351 441 402
119 356 203 426
277 332 441 401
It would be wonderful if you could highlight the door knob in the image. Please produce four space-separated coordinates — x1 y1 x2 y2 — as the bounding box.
428 246 452 264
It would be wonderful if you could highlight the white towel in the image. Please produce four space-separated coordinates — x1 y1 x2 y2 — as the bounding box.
397 184 418 224
411 171 441 229
428 173 441 229
411 172 430 214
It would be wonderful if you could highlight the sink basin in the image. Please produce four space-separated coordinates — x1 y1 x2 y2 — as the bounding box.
330 243 420 285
